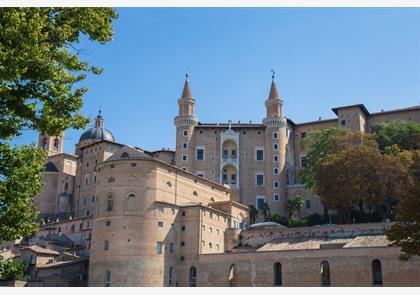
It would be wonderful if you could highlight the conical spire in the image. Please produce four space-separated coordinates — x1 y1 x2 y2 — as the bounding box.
181 73 193 99
268 70 280 100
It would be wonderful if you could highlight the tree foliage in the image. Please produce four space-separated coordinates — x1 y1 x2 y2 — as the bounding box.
386 151 420 260
259 202 271 222
0 257 28 281
0 144 47 242
0 8 117 139
0 8 117 242
284 196 304 220
248 205 258 225
372 120 420 152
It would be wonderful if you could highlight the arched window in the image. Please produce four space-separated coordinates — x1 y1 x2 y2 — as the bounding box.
372 259 383 286
320 261 330 286
228 264 237 287
53 138 59 151
106 196 113 212
273 262 282 286
189 266 197 287
121 152 129 158
42 138 48 149
127 193 136 198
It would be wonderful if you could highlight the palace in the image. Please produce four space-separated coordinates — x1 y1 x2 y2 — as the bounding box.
2 76 420 287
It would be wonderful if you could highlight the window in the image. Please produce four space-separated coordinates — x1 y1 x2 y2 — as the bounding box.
86 162 89 167
274 262 282 286
105 220 111 226
181 225 186 231
189 267 197 287
223 149 228 158
196 148 205 160
274 194 280 201
121 152 129 158
273 132 278 139
201 240 205 247
71 224 75 232
104 270 111 287
320 261 330 286
104 240 109 251
158 221 164 228
180 241 185 246
273 168 279 175
158 206 164 213
128 193 136 198
106 197 113 212
92 195 95 202
181 211 186 216
183 130 188 136
131 162 136 167
156 241 163 254
171 223 174 229
86 210 90 216
341 120 346 126
180 256 185 262
169 267 174 286
216 229 220 235
64 182 69 191
273 155 279 162
306 200 311 209
83 198 87 205
182 167 187 171
301 132 306 139
79 223 83 230
372 259 383 286
273 143 278 150
85 175 89 185
169 243 174 253
183 142 188 149
196 171 205 178
256 196 265 210
182 154 187 161
209 227 213 233
256 173 264 187
209 242 212 249
256 148 264 161
229 264 237 287
274 181 279 189
108 177 115 183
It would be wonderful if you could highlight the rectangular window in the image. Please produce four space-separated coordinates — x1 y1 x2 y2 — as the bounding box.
273 168 279 175
196 148 205 160
223 149 228 158
341 120 346 126
104 270 111 287
157 221 164 228
180 241 185 246
79 223 83 230
105 220 111 226
274 181 279 189
158 206 164 213
273 132 278 139
182 142 188 149
306 199 311 209
274 194 280 201
256 173 264 187
301 132 306 139
180 256 185 262
273 155 279 162
71 224 75 232
256 197 265 210
231 174 236 184
182 167 187 171
273 143 279 150
231 149 237 158
107 199 113 212
169 243 174 253
156 241 163 254
182 154 187 161
85 175 89 185
181 225 186 231
256 148 264 161
183 130 188 136
104 240 109 251
181 211 186 216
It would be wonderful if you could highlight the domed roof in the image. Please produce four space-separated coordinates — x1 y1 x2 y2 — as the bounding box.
78 110 115 143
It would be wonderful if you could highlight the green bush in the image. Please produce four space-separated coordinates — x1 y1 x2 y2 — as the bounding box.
0 257 28 281
288 219 307 228
305 213 323 226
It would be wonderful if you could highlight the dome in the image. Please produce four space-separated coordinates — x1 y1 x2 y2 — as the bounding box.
78 110 115 143
79 126 115 142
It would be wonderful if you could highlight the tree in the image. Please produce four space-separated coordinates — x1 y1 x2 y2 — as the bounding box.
0 8 117 242
386 151 420 260
248 205 258 225
372 120 420 152
314 143 408 224
259 202 271 222
285 196 304 220
0 257 28 281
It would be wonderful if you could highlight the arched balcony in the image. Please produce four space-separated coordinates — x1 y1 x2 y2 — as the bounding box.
222 164 238 187
222 139 237 160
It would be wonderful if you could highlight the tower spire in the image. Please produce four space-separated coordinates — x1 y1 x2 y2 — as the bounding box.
181 72 193 99
268 70 280 100
95 107 104 127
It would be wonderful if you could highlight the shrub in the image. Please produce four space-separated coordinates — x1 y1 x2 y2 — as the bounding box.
0 257 28 281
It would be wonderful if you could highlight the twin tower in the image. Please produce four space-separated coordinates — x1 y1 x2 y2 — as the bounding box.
174 74 288 215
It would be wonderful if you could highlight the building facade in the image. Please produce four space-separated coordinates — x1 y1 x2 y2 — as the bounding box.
25 76 420 287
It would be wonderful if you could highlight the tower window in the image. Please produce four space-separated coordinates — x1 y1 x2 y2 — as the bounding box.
157 221 164 228
274 194 280 201
104 240 109 251
274 262 282 286
106 197 113 212
272 132 278 139
183 130 188 136
256 196 265 210
273 143 278 150
196 148 205 160
255 148 264 161
273 181 279 189
256 173 264 187
273 155 279 162
169 243 174 253
183 142 188 149
104 270 111 287
182 154 188 161
273 168 279 175
156 241 163 254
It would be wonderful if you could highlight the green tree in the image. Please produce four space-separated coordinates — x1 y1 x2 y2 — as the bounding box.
0 8 117 242
259 202 271 222
386 151 420 260
248 205 258 225
285 196 305 220
0 257 28 281
372 120 420 152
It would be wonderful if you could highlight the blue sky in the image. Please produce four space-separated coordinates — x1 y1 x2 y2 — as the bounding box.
13 8 420 153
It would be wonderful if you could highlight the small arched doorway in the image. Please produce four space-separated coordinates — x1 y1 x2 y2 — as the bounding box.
320 261 330 287
189 266 197 287
372 259 383 286
273 262 282 286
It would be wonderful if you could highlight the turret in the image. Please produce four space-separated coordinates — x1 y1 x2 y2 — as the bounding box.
38 132 64 157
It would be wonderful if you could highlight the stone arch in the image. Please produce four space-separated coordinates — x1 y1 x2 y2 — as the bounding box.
189 266 197 287
372 259 383 286
273 262 282 286
222 139 238 159
222 164 237 186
